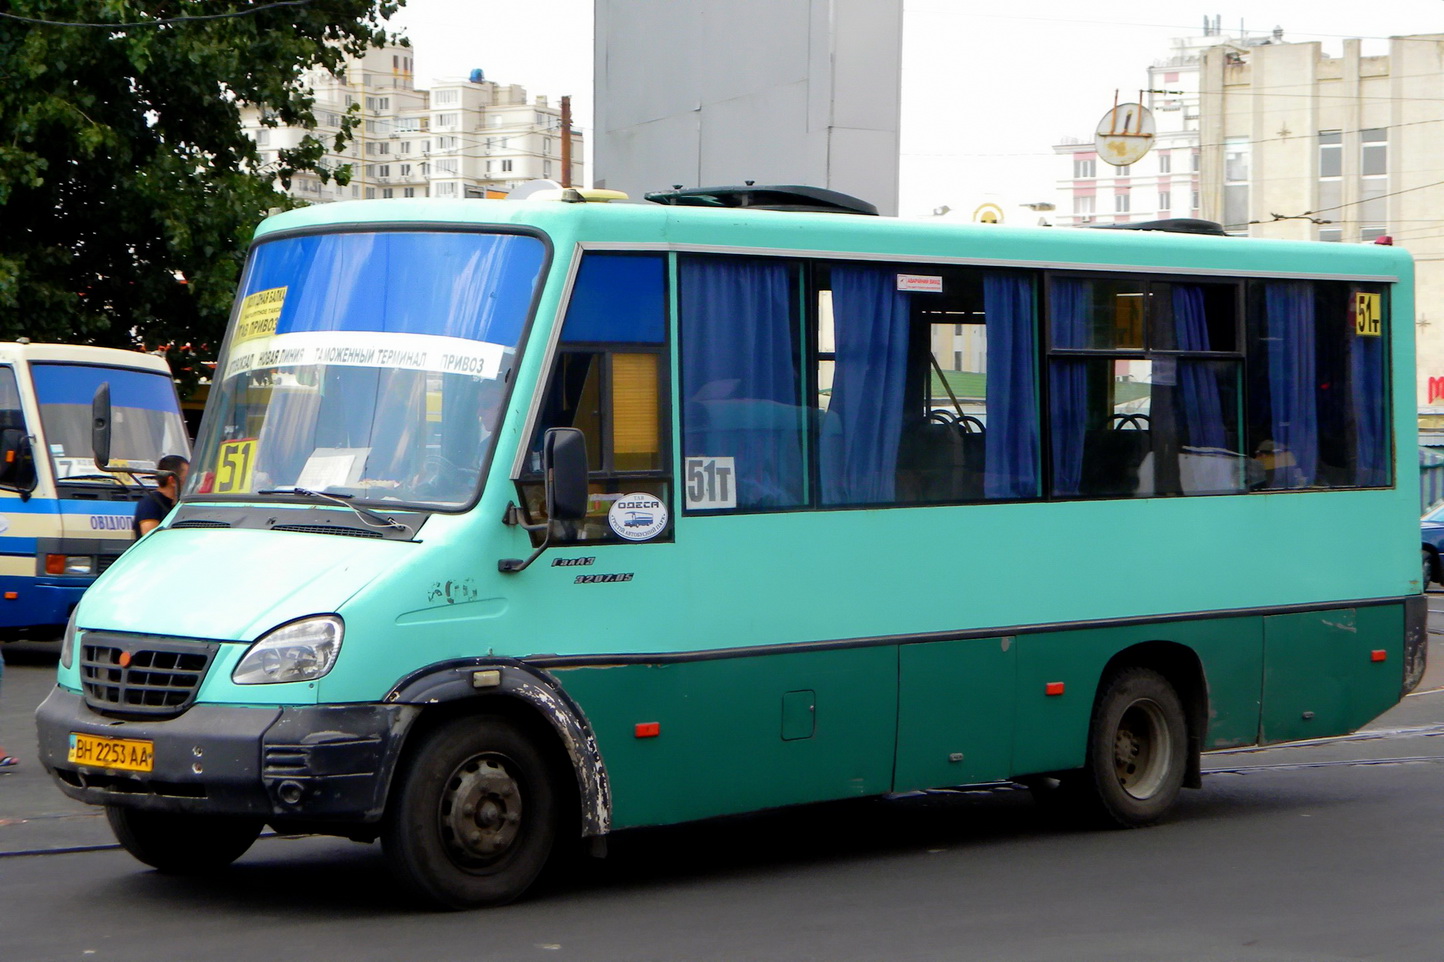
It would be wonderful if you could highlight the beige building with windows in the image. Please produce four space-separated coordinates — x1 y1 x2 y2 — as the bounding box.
1196 34 1444 416
243 44 583 204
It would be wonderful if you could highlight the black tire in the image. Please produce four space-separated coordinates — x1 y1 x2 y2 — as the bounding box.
105 806 263 874
1075 667 1188 828
382 716 558 909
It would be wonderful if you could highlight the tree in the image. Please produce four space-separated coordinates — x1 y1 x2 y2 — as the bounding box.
0 0 405 387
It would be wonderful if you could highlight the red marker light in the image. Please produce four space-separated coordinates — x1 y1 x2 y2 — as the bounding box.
1045 682 1066 696
634 722 661 738
1371 650 1387 663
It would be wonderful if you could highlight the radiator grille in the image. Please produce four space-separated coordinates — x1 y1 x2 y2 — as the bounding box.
79 635 219 717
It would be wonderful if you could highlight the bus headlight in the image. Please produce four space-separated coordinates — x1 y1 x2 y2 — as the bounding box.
232 616 344 685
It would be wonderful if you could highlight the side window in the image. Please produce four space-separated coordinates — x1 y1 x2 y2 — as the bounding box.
1049 276 1246 498
679 255 805 512
819 264 1040 506
1246 281 1390 489
523 253 669 542
0 367 25 432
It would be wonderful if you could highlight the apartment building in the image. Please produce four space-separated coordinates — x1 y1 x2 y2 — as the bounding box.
244 44 583 204
1197 33 1444 415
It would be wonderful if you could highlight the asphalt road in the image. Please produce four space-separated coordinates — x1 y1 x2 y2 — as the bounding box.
1 614 1442 962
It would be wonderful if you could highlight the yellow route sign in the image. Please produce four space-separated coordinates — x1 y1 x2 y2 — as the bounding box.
1355 292 1382 337
236 287 287 343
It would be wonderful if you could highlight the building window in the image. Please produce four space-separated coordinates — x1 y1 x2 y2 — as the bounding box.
433 89 458 106
543 160 552 178
1158 152 1171 174
435 112 458 128
1115 191 1130 213
365 96 389 111
501 159 513 172
1158 191 1171 212
1360 128 1388 239
1073 195 1095 222
399 142 411 154
364 187 376 199
437 136 457 150
382 188 394 199
404 187 416 198
1317 130 1342 218
1115 164 1131 177
377 165 390 177
255 129 270 146
1223 138 1250 233
1073 156 1096 179
435 182 457 197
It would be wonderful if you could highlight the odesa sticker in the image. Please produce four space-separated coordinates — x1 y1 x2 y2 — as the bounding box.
607 492 667 542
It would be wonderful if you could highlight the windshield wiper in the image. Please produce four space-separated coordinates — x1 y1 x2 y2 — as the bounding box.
257 486 410 533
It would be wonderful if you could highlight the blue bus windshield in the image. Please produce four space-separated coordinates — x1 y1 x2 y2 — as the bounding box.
191 230 547 507
30 364 188 481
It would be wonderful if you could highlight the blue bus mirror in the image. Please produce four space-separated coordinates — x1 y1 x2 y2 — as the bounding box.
92 382 112 469
0 427 35 500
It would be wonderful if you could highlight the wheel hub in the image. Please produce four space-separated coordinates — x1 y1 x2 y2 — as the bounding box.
1113 700 1170 799
440 755 523 865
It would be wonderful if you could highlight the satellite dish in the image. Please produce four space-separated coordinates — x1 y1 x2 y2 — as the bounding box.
507 179 563 200
1094 102 1155 167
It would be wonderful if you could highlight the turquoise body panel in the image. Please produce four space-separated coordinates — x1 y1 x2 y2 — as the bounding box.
60 199 1421 831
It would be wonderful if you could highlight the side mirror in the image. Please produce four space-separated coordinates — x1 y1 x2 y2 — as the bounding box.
90 382 156 476
92 382 112 469
0 427 36 500
545 427 588 522
499 427 591 573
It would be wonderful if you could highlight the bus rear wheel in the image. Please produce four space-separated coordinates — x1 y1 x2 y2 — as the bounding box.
105 806 263 874
382 716 558 909
1076 667 1187 828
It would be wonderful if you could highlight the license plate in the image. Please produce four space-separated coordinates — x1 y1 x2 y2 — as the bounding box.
68 732 154 773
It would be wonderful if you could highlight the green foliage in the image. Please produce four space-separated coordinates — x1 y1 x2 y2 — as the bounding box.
0 1 405 390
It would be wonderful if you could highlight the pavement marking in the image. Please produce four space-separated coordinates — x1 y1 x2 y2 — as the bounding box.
1205 755 1443 776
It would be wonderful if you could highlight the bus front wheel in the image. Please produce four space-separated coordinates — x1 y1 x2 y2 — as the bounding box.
105 806 263 874
382 716 558 909
1077 667 1188 828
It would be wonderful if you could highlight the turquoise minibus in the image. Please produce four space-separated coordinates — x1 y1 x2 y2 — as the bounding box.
36 188 1426 908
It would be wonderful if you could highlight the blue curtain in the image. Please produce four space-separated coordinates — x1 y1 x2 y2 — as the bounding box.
1049 279 1090 495
680 258 804 508
820 266 910 505
1172 285 1228 450
1350 318 1388 486
1263 282 1319 486
983 273 1039 498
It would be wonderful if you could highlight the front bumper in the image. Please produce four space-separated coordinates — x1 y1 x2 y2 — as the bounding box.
36 687 418 823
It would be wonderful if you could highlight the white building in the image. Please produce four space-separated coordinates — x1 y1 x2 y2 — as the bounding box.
244 44 583 204
1196 33 1444 418
593 0 902 215
1052 19 1280 229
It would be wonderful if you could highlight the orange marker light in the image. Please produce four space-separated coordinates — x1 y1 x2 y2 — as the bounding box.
1045 682 1066 696
1371 650 1387 663
2 592 15 600
634 722 661 738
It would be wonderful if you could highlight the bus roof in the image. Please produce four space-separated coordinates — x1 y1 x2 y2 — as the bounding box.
0 342 174 373
254 198 1413 283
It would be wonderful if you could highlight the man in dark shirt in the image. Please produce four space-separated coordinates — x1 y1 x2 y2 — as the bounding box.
133 455 190 540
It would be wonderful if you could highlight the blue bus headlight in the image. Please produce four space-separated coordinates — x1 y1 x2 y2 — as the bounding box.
232 616 344 685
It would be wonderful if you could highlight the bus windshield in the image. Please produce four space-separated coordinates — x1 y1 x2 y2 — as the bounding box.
30 363 188 482
190 230 546 508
